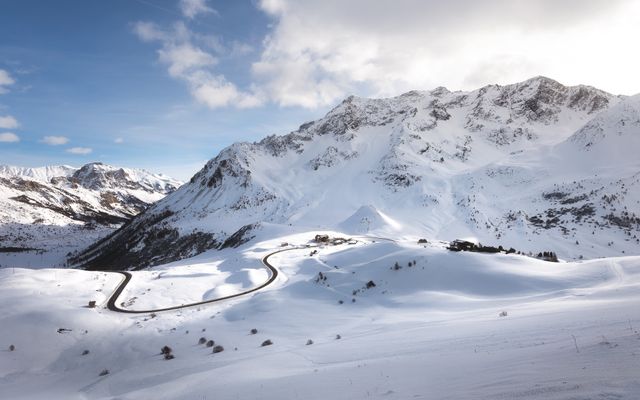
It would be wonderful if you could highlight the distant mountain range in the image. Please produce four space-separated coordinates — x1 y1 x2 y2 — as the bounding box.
0 162 181 266
58 77 640 269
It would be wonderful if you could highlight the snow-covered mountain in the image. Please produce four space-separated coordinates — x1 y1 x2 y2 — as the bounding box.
0 165 77 182
0 162 181 267
72 77 640 270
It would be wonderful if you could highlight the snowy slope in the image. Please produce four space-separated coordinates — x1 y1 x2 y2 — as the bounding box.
2 233 640 399
0 163 181 268
72 76 639 270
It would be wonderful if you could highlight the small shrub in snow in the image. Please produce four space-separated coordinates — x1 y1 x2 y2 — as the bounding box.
164 353 175 360
335 334 341 340
212 345 224 353
499 311 508 317
338 300 344 304
99 369 109 376
418 239 428 244
88 301 96 308
9 344 15 351
161 345 172 355
306 339 314 345
393 262 401 270
198 337 207 345
250 328 258 335
365 280 376 289
82 350 90 356
206 340 215 347
261 339 273 347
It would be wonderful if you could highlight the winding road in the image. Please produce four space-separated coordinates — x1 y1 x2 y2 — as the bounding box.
104 245 298 314
103 236 393 314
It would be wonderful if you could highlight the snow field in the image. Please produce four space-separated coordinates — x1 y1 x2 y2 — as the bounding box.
1 233 639 399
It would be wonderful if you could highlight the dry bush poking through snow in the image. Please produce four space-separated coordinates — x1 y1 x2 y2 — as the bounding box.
212 345 224 353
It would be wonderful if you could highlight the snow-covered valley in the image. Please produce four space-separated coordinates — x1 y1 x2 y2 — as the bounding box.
1 232 639 399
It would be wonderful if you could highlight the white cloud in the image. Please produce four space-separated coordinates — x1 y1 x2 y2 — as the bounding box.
114 137 124 144
133 21 263 109
133 21 166 42
41 136 69 145
0 132 20 143
0 69 15 94
67 147 93 155
0 115 19 129
137 0 640 110
159 43 218 77
179 0 217 19
250 0 640 107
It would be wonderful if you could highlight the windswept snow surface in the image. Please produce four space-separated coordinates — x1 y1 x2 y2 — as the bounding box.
2 232 639 399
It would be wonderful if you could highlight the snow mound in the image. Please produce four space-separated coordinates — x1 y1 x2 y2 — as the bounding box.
338 205 402 234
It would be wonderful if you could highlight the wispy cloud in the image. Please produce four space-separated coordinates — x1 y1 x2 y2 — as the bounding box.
0 132 20 143
67 147 92 155
41 135 70 145
133 21 262 109
0 115 19 129
179 0 217 19
0 69 15 94
114 137 124 144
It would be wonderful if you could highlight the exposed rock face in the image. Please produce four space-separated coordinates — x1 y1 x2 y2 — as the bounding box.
72 77 640 270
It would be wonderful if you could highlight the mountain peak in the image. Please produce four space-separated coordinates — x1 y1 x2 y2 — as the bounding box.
72 77 638 270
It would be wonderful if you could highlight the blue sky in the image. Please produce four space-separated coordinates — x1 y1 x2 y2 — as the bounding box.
0 0 323 179
1 0 639 180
